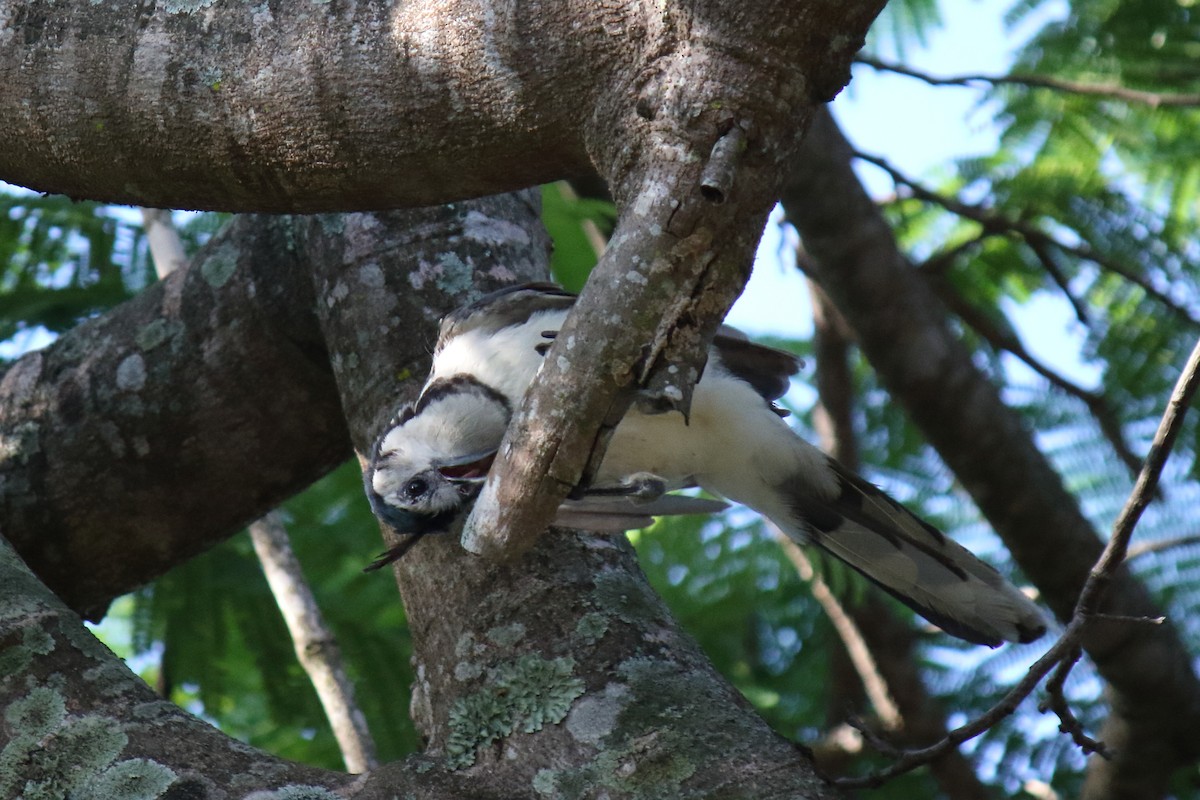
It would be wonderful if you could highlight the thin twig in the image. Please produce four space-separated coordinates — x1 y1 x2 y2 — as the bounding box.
1127 534 1200 561
780 537 903 732
1024 235 1090 326
925 271 1145 479
836 333 1200 788
857 56 1200 109
1074 336 1200 612
251 514 379 773
857 151 1200 329
1039 644 1111 758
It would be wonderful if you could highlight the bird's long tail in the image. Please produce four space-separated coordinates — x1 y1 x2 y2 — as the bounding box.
779 459 1046 647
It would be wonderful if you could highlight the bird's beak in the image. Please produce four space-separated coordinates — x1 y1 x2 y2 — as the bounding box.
434 449 496 484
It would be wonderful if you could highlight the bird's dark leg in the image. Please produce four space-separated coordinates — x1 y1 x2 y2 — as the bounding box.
574 472 668 504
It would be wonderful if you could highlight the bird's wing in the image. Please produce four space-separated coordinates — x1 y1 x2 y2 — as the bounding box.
792 458 1046 646
437 282 577 349
710 332 803 403
553 494 728 532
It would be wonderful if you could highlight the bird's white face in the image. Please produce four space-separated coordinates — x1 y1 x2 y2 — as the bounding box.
370 383 510 522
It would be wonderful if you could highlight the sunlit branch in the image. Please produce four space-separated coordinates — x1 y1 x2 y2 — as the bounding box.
857 56 1200 109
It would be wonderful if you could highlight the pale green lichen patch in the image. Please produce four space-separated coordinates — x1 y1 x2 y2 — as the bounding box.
75 758 177 800
0 626 55 678
573 612 610 645
0 711 128 800
315 214 344 237
0 421 42 465
5 686 66 736
485 622 526 648
532 768 559 795
526 731 697 800
454 632 484 659
565 683 628 745
454 661 483 682
435 253 475 295
58 616 123 664
83 660 137 698
134 319 173 352
200 245 238 288
116 354 147 391
445 655 584 769
162 0 217 12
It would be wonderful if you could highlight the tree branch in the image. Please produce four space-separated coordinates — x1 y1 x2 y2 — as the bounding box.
857 150 1200 329
785 105 1200 797
0 214 351 619
925 271 1145 479
857 56 1200 109
141 209 379 772
306 190 846 798
250 513 378 773
843 329 1200 787
459 0 886 559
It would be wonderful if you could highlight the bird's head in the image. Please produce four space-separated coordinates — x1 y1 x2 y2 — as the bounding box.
365 377 510 536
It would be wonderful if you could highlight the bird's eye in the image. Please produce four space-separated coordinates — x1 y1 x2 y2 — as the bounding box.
405 478 429 498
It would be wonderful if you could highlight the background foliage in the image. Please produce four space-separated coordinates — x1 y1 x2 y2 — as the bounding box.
4 0 1199 795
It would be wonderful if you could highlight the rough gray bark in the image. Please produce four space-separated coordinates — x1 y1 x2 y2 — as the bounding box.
141 209 378 774
0 214 351 620
1 194 845 798
1 0 889 795
784 106 1200 800
461 0 887 558
0 0 871 214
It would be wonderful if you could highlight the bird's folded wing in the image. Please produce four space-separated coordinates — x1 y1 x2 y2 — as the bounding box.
552 495 728 532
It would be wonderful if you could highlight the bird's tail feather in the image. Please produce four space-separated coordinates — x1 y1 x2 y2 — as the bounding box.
782 461 1046 647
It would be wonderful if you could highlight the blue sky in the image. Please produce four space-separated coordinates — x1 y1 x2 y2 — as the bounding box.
725 0 1095 386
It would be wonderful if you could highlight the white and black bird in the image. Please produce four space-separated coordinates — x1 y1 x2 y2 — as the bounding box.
366 283 1046 647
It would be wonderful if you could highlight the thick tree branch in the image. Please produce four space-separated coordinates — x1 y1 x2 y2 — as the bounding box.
306 190 844 798
0 214 351 619
3 191 850 797
785 106 1200 799
140 209 379 772
460 0 886 559
1 0 875 214
857 56 1200 109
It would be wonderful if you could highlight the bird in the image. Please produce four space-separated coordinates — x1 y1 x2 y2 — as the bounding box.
366 282 1047 647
